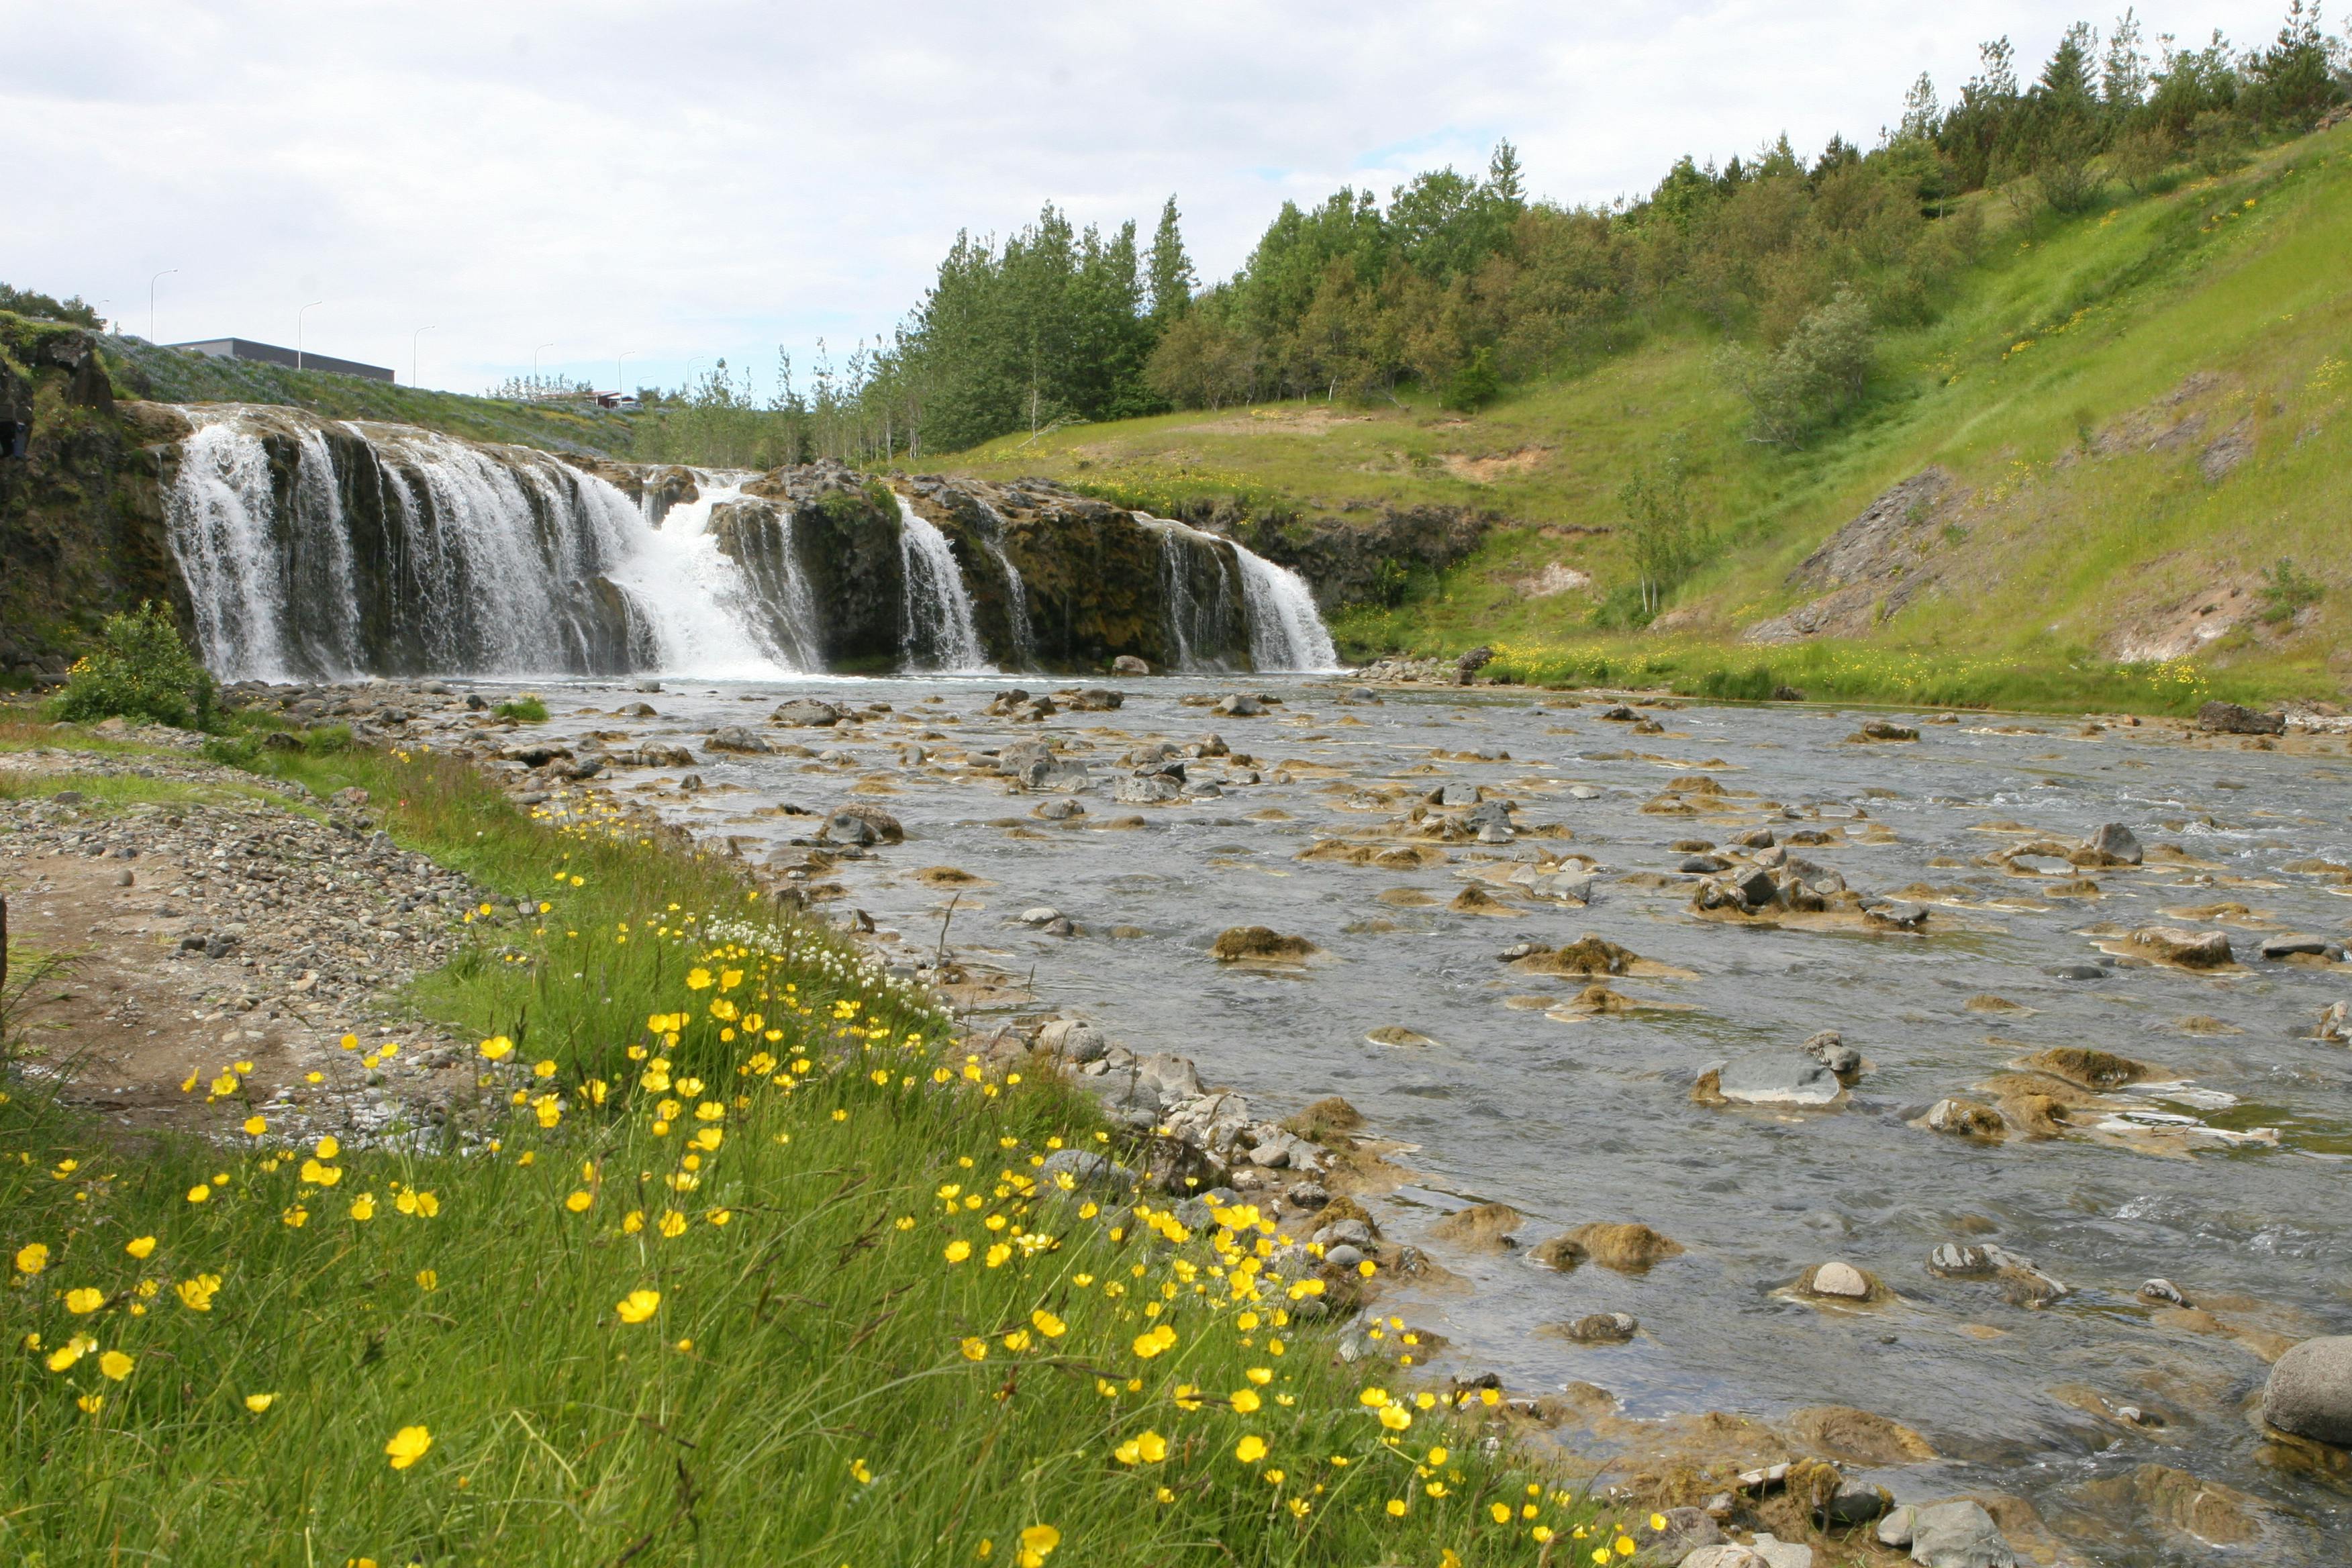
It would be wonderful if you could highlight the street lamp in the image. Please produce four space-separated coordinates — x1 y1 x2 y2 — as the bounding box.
297 301 324 371
617 349 640 399
685 354 709 395
149 269 177 342
533 342 556 389
411 326 436 387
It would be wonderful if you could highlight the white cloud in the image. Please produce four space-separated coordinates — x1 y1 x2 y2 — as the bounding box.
1 0 2294 397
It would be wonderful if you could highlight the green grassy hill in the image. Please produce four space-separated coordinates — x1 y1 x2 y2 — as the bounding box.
946 121 2352 712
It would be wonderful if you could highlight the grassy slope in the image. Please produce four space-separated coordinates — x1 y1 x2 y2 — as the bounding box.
2 733 1593 1567
947 123 2352 712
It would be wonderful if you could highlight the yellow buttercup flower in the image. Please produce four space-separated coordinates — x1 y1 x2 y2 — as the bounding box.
124 1236 155 1260
349 1193 376 1221
384 1424 432 1469
1234 1434 1268 1463
315 1136 340 1159
64 1287 104 1315
99 1350 134 1381
185 1184 210 1204
242 1116 267 1136
245 1392 276 1412
13 1242 48 1275
1030 1309 1065 1338
174 1275 222 1312
1017 1524 1060 1567
960 1336 988 1361
565 1190 593 1213
616 1289 661 1324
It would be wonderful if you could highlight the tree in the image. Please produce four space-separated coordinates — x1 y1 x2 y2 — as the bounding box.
2246 0 2343 127
1146 197 1196 326
1616 441 1704 618
2102 8 2150 107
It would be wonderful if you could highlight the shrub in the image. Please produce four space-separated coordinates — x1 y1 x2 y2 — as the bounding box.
1716 284 1876 447
492 696 549 722
2258 558 2325 624
1440 346 1498 412
46 603 216 730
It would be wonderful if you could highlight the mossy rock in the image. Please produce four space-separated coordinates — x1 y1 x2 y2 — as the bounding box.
1212 925 1318 963
2024 1046 2154 1091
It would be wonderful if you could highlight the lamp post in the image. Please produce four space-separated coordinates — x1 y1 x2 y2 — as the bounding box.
533 342 556 392
411 325 436 387
149 270 177 342
617 349 640 401
685 355 709 397
297 301 324 371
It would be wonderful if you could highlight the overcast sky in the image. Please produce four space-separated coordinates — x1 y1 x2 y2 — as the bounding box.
3 1 2297 397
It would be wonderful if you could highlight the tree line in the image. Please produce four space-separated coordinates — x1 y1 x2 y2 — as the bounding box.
644 4 2345 467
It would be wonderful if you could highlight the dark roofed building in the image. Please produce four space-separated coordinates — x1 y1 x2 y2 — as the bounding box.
166 337 394 382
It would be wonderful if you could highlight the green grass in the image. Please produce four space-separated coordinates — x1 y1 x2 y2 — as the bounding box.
1 744 1602 1567
945 124 2352 710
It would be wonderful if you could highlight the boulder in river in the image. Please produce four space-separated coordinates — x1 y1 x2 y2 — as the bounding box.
1212 926 1318 963
1697 1054 1844 1107
2083 822 2143 865
1212 693 1266 717
1923 1097 2007 1138
1893 1500 2016 1567
705 725 774 754
820 805 903 846
1555 1311 1638 1344
1790 1404 1938 1465
2022 1045 2153 1091
1428 1202 1522 1249
2196 700 2284 735
1798 1261 1890 1302
1112 654 1151 675
1547 1220 1682 1273
771 699 842 726
1516 933 1640 975
1850 718 1920 742
2260 1335 2352 1447
2124 926 2234 968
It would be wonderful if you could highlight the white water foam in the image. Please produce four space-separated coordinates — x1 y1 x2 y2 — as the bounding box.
607 474 805 679
894 496 990 672
1235 546 1340 672
168 411 299 683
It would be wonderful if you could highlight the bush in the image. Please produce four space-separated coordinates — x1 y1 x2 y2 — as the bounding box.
492 696 549 722
2258 558 2325 624
46 604 216 730
1439 346 1498 412
1716 284 1876 447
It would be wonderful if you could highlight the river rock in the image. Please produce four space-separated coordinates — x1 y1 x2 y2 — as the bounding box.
820 805 903 846
1559 1311 1638 1344
771 699 842 726
2259 932 2336 959
1924 1097 2006 1138
2260 1335 2352 1447
1679 1549 1767 1568
1429 1203 1522 1248
1904 1500 2018 1567
1213 693 1265 717
1039 1148 1135 1192
1802 1030 1863 1076
1802 1261 1876 1300
1706 1054 1844 1106
1853 718 1919 742
1821 1479 1892 1525
705 725 774 754
2196 700 2284 735
1113 774 1180 804
1034 1019 1108 1065
2125 926 2234 967
2139 1277 2190 1307
1112 654 1150 675
1745 1535 1812 1568
1627 1506 1724 1565
1548 1220 1682 1273
1212 926 1316 963
2084 822 2143 865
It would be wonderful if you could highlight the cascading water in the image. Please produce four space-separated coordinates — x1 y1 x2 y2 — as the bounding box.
163 405 800 681
1144 515 1240 672
971 500 1036 669
893 497 989 672
170 411 308 683
608 474 814 677
1235 548 1340 672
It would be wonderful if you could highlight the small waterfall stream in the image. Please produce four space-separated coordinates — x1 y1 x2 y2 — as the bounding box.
611 475 810 678
971 500 1036 669
893 497 990 672
1236 548 1340 672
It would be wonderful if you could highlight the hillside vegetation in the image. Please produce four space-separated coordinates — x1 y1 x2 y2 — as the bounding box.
945 117 2352 711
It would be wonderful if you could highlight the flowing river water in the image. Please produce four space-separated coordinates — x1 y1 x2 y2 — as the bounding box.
494 674 2352 1563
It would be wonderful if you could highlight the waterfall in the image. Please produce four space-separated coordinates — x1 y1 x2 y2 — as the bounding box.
170 412 303 683
1235 547 1340 672
162 405 799 681
1143 514 1242 673
893 497 989 672
972 500 1035 669
609 474 816 677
